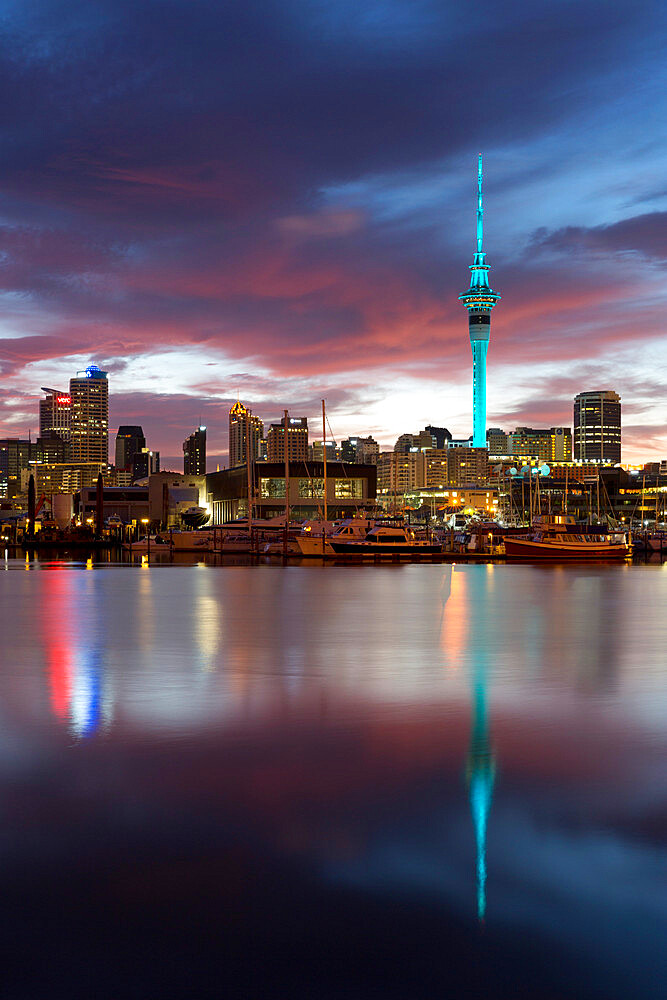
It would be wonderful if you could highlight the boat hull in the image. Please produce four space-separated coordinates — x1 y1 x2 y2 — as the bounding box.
329 541 442 556
504 538 628 560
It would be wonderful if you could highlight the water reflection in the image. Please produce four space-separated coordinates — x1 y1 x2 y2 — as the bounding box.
441 565 496 921
39 564 111 737
0 560 664 999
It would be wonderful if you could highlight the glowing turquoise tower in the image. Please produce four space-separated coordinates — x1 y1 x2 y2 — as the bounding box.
459 155 500 448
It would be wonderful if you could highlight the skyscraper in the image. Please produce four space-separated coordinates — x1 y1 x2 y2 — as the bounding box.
183 426 207 475
459 155 500 448
228 401 264 468
40 388 71 444
573 390 621 463
267 416 308 462
69 365 109 463
115 425 146 470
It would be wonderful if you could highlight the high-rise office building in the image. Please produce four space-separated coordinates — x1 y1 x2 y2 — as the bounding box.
425 425 452 449
115 426 146 470
0 438 37 498
486 428 508 454
40 388 71 444
459 155 500 448
394 430 434 453
228 401 264 468
309 440 338 462
573 391 621 463
507 427 572 463
132 448 160 481
267 417 308 462
70 365 109 464
183 426 207 475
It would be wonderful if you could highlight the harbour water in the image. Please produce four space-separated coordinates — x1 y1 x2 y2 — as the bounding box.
1 558 665 998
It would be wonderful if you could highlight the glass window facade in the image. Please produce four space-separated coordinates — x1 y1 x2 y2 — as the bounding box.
298 478 324 498
259 477 286 498
334 478 363 498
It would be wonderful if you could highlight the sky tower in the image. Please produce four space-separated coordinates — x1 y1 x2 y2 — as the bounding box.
459 155 500 448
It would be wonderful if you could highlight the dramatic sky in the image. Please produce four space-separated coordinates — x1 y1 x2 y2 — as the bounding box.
1 0 666 467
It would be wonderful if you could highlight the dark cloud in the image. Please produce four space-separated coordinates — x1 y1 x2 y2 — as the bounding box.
530 212 667 262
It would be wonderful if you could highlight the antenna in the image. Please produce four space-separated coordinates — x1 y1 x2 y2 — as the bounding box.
477 152 484 254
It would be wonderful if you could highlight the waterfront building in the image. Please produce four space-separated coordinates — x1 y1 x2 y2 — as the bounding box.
403 486 499 518
0 438 36 498
146 472 207 527
228 401 264 468
69 365 109 463
376 451 427 496
486 428 508 454
76 486 149 526
115 426 145 471
35 461 107 495
132 448 160 481
574 390 621 463
507 427 572 462
394 430 433 453
341 436 380 464
39 388 71 445
356 436 380 464
424 449 450 488
36 434 69 465
340 437 357 462
309 440 338 462
267 416 308 462
447 447 489 488
425 425 452 449
183 426 207 475
459 155 500 448
206 461 376 523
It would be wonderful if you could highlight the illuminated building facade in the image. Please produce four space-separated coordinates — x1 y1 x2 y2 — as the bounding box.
228 401 264 468
206 461 376 523
447 447 489 488
486 428 508 454
40 387 71 444
267 416 308 462
459 155 500 448
574 390 621 462
394 430 434 454
0 438 36 498
507 426 572 462
376 451 426 495
183 426 207 475
132 448 160 481
69 365 109 464
309 440 338 461
115 426 145 471
341 436 380 464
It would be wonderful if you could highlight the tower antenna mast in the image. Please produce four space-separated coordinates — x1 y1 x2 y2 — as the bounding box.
477 153 484 254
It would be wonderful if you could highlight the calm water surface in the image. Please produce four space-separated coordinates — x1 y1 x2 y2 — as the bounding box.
1 558 665 999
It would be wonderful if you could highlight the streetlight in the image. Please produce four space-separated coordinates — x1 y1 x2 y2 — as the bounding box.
141 517 150 561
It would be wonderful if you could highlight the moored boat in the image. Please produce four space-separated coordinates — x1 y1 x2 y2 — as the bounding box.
504 515 628 561
329 522 442 557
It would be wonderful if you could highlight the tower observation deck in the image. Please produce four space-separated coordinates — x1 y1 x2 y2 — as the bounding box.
459 155 500 448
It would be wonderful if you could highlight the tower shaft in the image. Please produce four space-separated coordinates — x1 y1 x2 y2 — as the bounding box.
459 154 500 448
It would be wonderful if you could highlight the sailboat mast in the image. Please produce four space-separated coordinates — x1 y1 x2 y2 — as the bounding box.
284 409 290 527
322 399 328 523
245 409 253 536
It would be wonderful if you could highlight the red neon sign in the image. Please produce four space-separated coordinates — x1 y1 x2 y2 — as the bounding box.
56 396 71 405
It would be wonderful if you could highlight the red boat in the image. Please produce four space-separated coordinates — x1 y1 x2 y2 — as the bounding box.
504 515 628 561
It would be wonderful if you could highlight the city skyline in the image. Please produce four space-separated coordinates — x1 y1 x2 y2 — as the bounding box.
0 1 665 468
